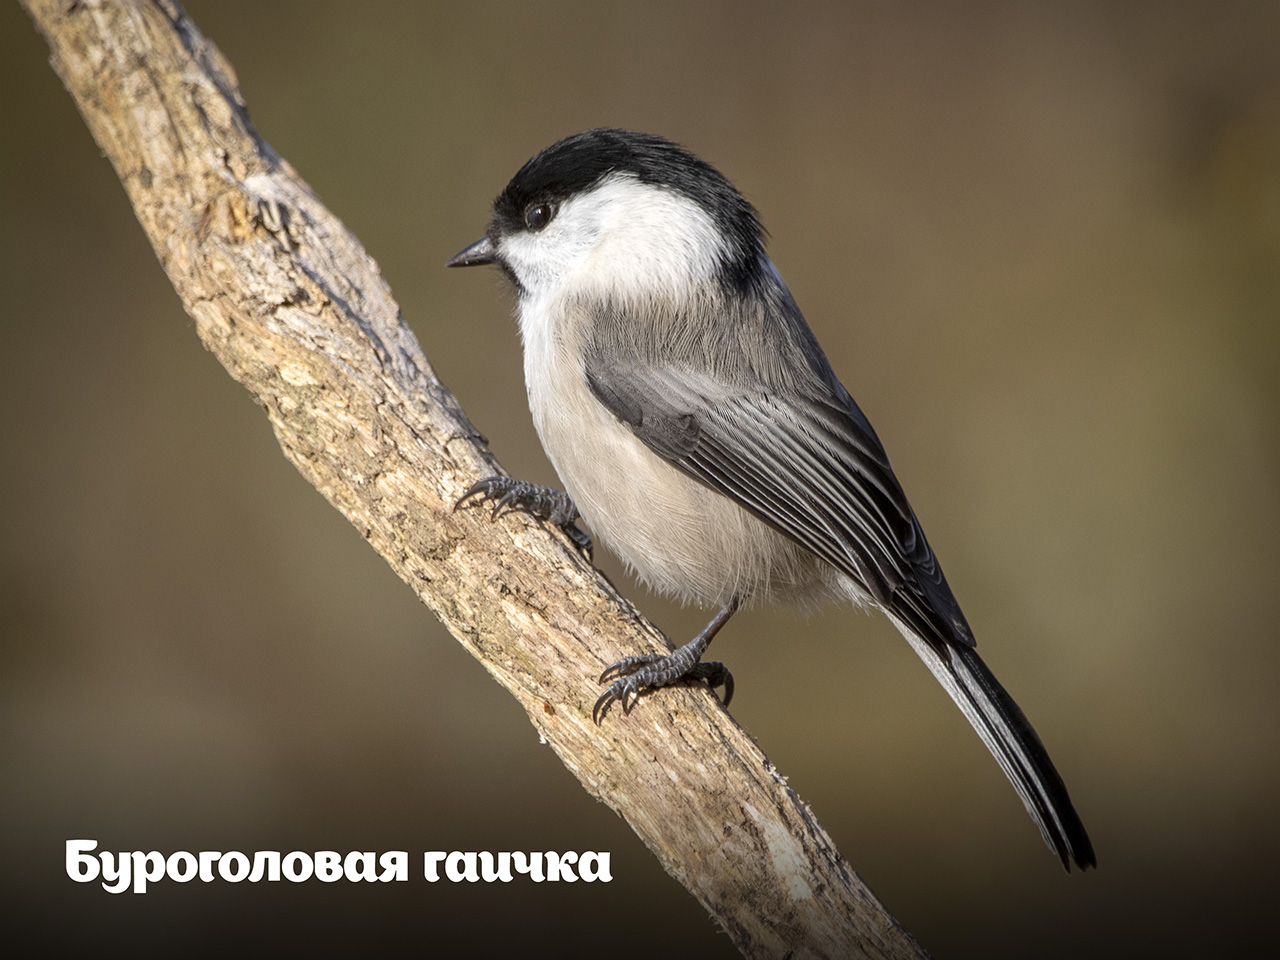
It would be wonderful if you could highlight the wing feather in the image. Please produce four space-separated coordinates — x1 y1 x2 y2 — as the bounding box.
586 362 972 651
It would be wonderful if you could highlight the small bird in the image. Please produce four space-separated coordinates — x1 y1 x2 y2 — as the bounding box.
449 128 1094 871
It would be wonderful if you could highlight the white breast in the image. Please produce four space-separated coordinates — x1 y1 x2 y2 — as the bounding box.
518 296 832 609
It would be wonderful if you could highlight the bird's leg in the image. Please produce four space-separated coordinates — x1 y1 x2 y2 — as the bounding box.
455 477 592 557
593 600 739 723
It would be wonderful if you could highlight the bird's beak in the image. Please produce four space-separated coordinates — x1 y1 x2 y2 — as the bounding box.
446 236 497 268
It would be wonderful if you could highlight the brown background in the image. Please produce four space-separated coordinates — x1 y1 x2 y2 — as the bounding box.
3 1 1278 956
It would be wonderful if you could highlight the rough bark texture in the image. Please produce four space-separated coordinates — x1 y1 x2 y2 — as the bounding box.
23 2 928 957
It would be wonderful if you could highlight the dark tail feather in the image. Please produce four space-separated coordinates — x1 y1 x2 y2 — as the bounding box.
894 622 1096 871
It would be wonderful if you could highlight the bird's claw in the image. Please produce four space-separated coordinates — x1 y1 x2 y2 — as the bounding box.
563 525 594 557
456 476 592 558
598 653 665 684
592 652 734 723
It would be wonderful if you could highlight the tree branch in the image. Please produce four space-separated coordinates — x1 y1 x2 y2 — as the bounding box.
23 2 928 956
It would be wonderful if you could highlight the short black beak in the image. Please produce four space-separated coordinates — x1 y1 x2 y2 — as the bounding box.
446 236 497 268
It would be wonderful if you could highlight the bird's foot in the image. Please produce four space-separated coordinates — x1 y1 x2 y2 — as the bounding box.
456 476 592 557
593 645 734 723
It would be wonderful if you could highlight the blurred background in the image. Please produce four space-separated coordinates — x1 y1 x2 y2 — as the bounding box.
3 1 1278 956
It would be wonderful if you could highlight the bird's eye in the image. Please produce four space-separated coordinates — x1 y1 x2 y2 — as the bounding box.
525 203 555 232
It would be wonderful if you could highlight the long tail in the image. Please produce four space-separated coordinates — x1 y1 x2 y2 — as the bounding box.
893 620 1096 871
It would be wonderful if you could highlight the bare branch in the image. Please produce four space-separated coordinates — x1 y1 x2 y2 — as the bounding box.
22 1 928 956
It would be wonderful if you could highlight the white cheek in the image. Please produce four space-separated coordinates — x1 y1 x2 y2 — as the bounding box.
502 220 598 300
499 175 728 308
582 180 726 298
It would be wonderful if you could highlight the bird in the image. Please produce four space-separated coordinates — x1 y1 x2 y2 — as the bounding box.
448 128 1094 872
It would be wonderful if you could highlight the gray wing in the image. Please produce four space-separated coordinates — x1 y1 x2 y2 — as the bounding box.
585 361 973 654
587 358 1099 872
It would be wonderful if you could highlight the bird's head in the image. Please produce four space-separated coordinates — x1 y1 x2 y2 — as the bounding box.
448 128 767 306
